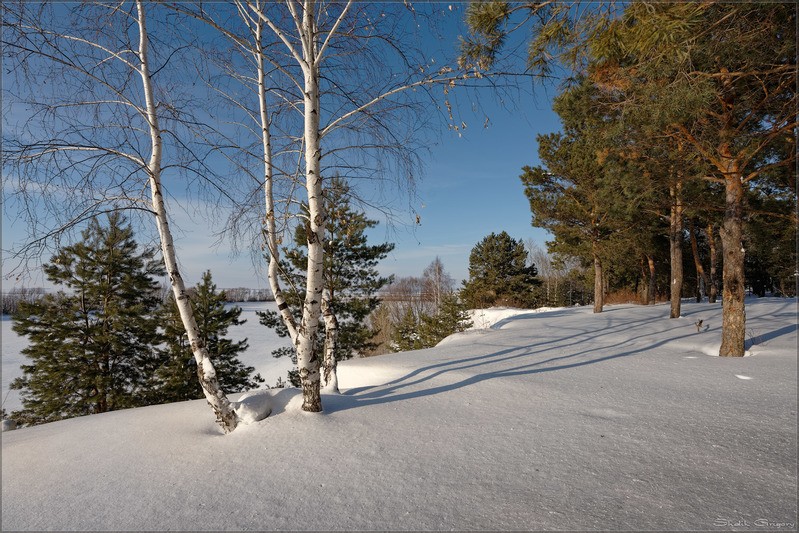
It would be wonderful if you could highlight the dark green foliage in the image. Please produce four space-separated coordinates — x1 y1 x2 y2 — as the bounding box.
259 177 394 385
390 308 424 353
744 179 797 297
460 1 578 76
522 79 635 249
461 1 512 70
10 213 164 426
469 2 795 312
461 231 540 308
157 271 263 402
390 293 472 352
418 293 473 347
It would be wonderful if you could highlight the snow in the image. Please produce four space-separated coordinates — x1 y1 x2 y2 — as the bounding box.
466 305 564 330
2 297 797 531
1 314 27 413
232 390 274 424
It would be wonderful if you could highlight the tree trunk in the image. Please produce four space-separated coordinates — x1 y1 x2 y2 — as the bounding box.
256 15 299 345
707 223 719 304
296 1 323 412
718 168 747 356
688 219 710 303
647 255 656 305
669 181 684 318
136 0 237 432
637 256 646 304
320 288 339 392
593 252 603 313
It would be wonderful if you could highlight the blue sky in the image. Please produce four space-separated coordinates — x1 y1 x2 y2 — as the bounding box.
371 89 561 285
166 85 562 288
1 3 562 290
134 79 562 289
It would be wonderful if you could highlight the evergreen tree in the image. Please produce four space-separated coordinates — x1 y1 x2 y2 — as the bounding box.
461 231 539 309
418 293 473 347
590 3 796 354
260 177 394 385
390 308 425 352
390 292 472 352
520 78 641 313
10 213 163 426
157 271 263 402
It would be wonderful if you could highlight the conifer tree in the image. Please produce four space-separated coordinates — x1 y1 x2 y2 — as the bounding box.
589 3 796 354
461 231 540 309
157 271 263 402
259 177 394 385
390 292 472 352
10 213 163 426
390 308 425 353
418 293 473 347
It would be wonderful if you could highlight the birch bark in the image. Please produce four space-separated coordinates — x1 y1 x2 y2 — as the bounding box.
320 288 340 392
253 11 299 345
295 0 324 412
136 1 237 431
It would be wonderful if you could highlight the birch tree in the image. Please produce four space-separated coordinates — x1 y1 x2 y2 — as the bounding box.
2 1 239 431
239 1 489 410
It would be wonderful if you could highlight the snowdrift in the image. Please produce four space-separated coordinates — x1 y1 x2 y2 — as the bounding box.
2 298 796 531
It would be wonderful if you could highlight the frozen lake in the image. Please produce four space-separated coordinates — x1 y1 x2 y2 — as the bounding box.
1 301 293 414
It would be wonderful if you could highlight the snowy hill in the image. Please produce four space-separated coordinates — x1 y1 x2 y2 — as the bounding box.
2 298 797 531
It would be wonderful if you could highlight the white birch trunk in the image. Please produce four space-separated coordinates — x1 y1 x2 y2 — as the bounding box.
136 1 237 432
296 0 323 412
320 288 339 392
255 13 299 344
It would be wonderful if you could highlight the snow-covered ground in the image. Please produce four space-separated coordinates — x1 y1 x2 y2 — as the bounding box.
1 302 293 413
2 297 797 531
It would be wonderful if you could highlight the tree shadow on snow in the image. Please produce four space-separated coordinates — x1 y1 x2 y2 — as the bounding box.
334 319 704 414
335 305 796 414
343 310 675 400
745 323 797 350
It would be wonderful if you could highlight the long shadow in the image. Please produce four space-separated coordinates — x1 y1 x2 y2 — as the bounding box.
344 310 675 397
745 323 797 350
342 303 797 409
351 318 692 403
336 315 705 413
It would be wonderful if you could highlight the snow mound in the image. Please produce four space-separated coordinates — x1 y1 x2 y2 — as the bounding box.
232 387 305 424
467 305 566 330
232 391 273 424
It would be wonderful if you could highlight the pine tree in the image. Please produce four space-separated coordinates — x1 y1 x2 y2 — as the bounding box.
461 231 540 309
157 271 263 402
10 213 164 426
521 77 654 313
589 3 796 354
390 308 424 352
418 293 473 347
260 177 394 385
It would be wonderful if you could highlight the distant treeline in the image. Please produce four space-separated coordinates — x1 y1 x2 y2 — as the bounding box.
2 288 47 316
2 286 273 315
218 288 274 303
